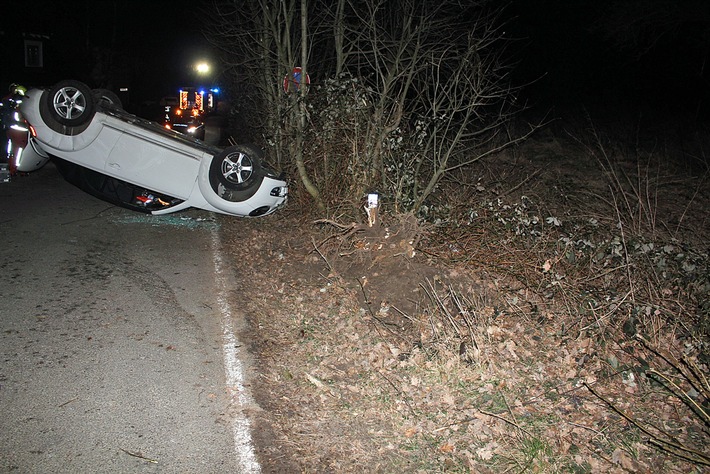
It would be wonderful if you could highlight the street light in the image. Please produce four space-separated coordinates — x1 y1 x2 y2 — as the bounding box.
195 62 210 75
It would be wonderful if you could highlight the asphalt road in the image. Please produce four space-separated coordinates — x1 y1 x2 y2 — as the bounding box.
0 163 259 472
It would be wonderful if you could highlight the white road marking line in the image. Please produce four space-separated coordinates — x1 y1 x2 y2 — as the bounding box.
211 228 261 473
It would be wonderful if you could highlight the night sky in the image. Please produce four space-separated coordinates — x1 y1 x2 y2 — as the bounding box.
3 0 215 105
3 0 709 120
507 0 710 119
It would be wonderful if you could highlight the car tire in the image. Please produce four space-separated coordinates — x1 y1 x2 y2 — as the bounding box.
92 88 122 109
40 80 96 134
209 144 263 192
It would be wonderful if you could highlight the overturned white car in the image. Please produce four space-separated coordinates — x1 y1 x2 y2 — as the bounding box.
19 80 288 217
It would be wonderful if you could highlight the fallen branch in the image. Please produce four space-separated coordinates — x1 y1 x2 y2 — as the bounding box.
119 447 158 464
311 236 334 273
584 382 710 466
313 218 357 231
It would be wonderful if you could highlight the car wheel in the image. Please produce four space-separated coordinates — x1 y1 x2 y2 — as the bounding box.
92 88 122 109
41 80 96 131
209 144 263 191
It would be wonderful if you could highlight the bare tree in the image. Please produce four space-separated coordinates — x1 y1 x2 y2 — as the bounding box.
591 0 710 60
207 0 325 210
295 0 325 210
207 0 532 217
335 0 533 212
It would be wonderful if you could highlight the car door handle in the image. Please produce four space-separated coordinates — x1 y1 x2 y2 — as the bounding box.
108 162 121 170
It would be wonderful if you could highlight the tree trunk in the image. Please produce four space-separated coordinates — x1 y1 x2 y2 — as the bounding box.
296 0 325 211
